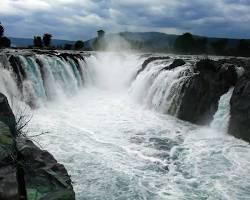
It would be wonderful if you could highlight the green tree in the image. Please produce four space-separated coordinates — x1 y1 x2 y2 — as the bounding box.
33 36 43 48
74 40 84 50
211 39 228 55
174 33 195 53
43 33 52 47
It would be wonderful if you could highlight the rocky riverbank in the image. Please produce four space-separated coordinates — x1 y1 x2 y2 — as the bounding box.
0 93 75 200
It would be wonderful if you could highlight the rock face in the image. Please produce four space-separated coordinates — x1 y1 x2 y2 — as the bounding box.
17 139 75 200
229 72 250 142
0 93 75 200
0 93 16 135
0 122 19 200
137 56 170 75
177 59 238 125
162 59 185 71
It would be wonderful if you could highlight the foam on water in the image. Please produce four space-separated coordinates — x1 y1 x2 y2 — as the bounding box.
24 53 250 200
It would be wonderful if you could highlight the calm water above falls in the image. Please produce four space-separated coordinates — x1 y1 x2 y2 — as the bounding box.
3 52 250 200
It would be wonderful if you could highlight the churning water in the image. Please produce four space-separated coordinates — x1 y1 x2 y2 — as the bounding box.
1 52 250 200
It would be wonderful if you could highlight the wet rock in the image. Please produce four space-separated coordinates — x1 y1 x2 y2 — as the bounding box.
229 72 250 142
17 139 75 200
0 93 75 199
0 122 19 200
137 56 170 76
162 59 185 71
0 93 16 136
177 59 238 125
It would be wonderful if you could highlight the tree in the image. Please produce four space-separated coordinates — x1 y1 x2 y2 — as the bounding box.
0 22 11 48
33 36 43 48
64 43 72 50
43 33 52 47
194 38 208 53
237 39 250 56
74 40 84 50
211 39 228 55
174 33 195 53
0 37 11 47
0 23 4 38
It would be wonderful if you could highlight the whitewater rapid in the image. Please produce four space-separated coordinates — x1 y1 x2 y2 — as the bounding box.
1 52 250 199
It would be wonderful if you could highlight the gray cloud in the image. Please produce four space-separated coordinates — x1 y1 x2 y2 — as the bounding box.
0 0 250 40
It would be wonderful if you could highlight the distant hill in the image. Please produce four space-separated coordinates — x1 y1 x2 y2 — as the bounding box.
9 37 74 47
84 31 249 51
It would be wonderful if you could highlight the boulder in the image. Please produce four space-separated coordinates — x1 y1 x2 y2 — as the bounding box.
162 59 185 71
0 93 16 136
136 56 170 76
177 59 238 125
0 122 19 200
0 93 75 199
229 72 250 142
17 139 75 200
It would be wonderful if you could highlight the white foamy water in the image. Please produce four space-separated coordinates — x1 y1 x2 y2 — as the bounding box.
1 52 250 200
26 53 250 200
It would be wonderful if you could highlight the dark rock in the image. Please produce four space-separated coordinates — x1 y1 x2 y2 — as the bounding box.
229 72 250 142
0 93 75 199
177 59 238 125
8 55 26 88
136 56 170 76
162 59 185 71
17 138 75 200
0 93 16 136
0 122 19 200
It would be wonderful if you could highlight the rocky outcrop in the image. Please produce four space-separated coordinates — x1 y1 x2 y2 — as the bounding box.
137 56 170 76
229 72 250 142
0 93 75 200
161 59 185 71
0 122 19 200
177 59 238 125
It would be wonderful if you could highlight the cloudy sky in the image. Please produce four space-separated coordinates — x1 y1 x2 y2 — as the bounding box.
0 0 250 40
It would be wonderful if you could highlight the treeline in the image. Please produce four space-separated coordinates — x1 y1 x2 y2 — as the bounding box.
33 34 85 50
173 32 250 57
0 22 11 48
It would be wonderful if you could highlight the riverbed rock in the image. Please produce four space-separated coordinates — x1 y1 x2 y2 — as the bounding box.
17 138 75 200
177 59 238 125
162 59 185 71
0 93 75 200
0 93 16 135
0 122 19 200
229 72 250 142
137 56 170 75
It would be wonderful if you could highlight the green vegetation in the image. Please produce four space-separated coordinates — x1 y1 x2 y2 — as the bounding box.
43 33 52 47
33 36 43 48
74 40 84 50
0 22 11 48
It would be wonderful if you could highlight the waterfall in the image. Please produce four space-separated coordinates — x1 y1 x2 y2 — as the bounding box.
210 88 234 132
0 51 93 108
129 57 194 115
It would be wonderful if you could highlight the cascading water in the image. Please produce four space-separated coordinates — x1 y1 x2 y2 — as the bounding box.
210 88 234 132
129 57 194 115
1 51 250 200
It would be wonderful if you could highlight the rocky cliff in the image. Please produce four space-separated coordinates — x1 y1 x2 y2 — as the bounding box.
0 93 75 200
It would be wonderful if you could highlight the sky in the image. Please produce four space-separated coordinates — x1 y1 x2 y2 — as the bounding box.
0 0 250 40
